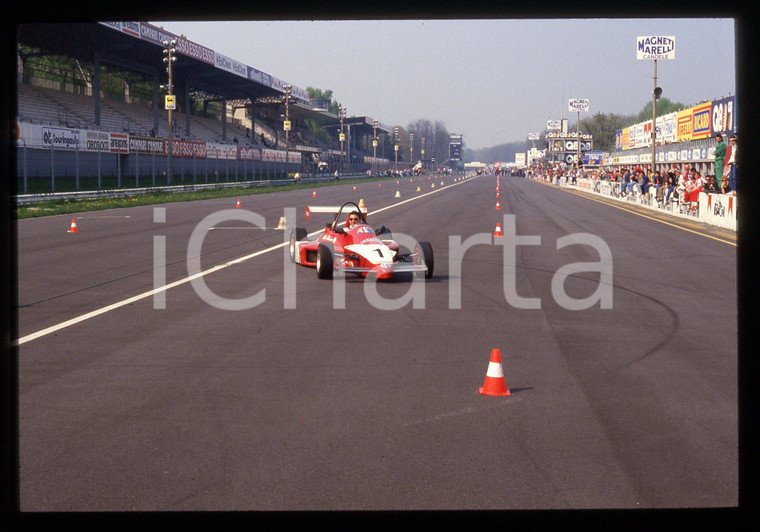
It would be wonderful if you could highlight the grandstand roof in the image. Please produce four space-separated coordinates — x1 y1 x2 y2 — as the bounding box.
16 22 336 120
321 116 392 137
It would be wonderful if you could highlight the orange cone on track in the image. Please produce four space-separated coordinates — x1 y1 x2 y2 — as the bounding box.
495 201 501 210
68 219 79 233
493 222 503 237
479 348 510 396
313 190 317 197
353 186 357 191
236 198 242 208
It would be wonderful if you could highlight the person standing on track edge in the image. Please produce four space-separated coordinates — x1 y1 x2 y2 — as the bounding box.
726 134 737 194
714 133 726 189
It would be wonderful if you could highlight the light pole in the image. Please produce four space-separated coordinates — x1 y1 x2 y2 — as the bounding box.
409 133 414 169
372 119 377 175
283 84 292 178
394 126 399 171
421 137 426 172
576 109 581 173
162 39 177 184
339 105 346 173
652 62 662 175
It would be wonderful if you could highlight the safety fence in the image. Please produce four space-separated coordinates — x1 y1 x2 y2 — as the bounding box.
539 174 737 231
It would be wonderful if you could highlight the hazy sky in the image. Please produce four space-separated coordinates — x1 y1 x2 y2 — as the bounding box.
153 19 735 150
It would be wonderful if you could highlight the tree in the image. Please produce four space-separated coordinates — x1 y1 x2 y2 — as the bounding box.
580 112 635 152
631 97 686 126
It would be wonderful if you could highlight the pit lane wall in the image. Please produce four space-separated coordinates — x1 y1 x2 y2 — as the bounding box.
549 176 737 231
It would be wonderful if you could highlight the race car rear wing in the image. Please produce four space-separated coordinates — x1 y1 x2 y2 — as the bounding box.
306 203 368 220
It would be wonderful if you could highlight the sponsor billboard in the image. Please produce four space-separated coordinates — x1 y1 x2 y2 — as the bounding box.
214 52 249 78
636 36 676 60
691 102 712 140
568 98 589 112
130 135 165 155
174 36 215 64
677 109 693 142
449 134 463 161
711 95 736 136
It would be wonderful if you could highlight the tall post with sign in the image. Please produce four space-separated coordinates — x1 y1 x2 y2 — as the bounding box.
162 39 177 183
637 36 675 175
372 119 378 175
568 99 589 171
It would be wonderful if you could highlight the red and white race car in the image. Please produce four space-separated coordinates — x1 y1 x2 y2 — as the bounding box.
288 201 434 280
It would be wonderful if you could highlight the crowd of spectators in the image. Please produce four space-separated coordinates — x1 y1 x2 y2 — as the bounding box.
522 143 736 214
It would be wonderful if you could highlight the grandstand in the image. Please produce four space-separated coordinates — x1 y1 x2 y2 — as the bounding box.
14 22 395 187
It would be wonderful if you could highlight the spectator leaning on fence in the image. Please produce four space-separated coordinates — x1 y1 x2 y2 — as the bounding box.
684 168 704 211
704 174 720 194
665 171 678 203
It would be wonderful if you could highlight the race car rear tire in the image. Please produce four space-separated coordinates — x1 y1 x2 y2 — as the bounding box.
415 241 434 279
316 242 334 279
289 227 307 263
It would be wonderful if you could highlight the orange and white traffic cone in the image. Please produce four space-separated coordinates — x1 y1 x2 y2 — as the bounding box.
236 198 241 208
68 218 79 233
312 190 317 197
479 348 510 396
493 222 503 237
495 201 501 210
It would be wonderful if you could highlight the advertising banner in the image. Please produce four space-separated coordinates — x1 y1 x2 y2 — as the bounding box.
169 139 207 158
691 102 712 140
109 133 129 154
711 95 736 136
38 124 82 151
677 108 693 141
174 36 214 65
100 22 141 39
130 135 165 155
83 130 109 152
214 52 248 78
138 22 176 46
247 66 272 88
568 98 589 112
661 112 678 144
207 142 237 160
636 36 676 60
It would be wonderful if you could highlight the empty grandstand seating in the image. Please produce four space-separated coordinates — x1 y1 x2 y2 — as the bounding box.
17 82 262 144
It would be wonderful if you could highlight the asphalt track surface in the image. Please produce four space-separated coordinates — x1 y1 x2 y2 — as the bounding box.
16 174 737 511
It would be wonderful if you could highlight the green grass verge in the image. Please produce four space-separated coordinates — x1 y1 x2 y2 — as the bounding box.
14 176 405 219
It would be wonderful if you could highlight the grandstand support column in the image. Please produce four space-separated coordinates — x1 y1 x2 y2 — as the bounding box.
93 52 101 127
249 104 256 146
221 96 227 141
153 74 159 135
185 82 191 138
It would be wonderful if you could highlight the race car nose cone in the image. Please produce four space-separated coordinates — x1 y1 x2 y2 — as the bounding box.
372 263 394 280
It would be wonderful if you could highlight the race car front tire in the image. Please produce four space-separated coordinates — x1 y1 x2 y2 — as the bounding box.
316 242 334 279
415 241 434 279
289 227 307 263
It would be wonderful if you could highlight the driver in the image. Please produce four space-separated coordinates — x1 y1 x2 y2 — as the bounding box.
345 211 363 229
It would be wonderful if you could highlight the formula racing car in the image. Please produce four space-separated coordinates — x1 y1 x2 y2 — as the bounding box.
288 201 434 280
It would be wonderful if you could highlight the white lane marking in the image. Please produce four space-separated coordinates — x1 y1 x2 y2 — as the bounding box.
15 175 479 346
77 215 132 219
